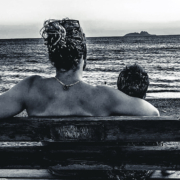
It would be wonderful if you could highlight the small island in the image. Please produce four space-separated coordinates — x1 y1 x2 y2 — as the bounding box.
124 31 156 37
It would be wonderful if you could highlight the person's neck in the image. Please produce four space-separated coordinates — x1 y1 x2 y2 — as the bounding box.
55 69 83 84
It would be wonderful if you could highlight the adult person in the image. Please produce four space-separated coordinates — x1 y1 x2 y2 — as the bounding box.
0 19 159 118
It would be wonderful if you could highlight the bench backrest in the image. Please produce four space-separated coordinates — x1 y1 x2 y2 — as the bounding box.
0 116 179 179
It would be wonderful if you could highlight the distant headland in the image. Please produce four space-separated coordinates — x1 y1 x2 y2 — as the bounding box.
124 31 156 37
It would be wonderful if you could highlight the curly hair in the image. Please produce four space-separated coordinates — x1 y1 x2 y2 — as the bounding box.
117 64 149 99
40 18 87 71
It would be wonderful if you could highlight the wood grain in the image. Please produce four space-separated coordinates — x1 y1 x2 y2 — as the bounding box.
0 116 178 142
0 144 180 169
0 117 179 179
0 169 180 179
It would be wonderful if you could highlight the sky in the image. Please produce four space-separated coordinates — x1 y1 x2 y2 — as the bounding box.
1 0 180 38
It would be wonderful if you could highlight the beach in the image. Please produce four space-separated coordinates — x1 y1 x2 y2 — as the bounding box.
147 98 180 118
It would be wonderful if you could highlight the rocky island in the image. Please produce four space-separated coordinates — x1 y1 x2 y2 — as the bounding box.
124 31 156 37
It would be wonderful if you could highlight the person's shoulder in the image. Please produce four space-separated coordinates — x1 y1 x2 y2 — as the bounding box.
20 75 42 83
22 75 43 85
17 75 43 92
149 105 160 116
94 85 160 116
94 85 125 98
92 85 125 106
94 85 115 92
1 75 44 103
25 75 42 82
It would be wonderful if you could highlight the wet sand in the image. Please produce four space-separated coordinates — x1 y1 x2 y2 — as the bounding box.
147 98 180 118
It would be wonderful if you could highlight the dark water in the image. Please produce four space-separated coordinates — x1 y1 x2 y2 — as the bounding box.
0 36 180 98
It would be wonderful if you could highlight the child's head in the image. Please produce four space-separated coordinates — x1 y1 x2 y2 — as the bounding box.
117 64 149 99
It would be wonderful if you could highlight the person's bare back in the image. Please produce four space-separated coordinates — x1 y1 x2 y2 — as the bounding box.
25 75 112 117
0 72 158 118
26 76 158 117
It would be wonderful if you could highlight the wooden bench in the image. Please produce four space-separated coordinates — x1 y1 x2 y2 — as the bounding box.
0 116 180 179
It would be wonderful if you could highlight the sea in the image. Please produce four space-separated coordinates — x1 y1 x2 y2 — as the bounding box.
0 35 180 99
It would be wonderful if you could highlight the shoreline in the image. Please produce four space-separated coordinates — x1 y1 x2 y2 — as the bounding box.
146 92 180 99
147 98 180 118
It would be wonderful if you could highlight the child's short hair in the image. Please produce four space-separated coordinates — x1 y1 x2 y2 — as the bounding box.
117 64 149 99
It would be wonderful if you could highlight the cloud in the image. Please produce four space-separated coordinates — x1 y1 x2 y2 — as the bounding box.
0 24 41 39
1 0 180 38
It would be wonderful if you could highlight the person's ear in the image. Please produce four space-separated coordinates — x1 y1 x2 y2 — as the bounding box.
83 58 86 70
143 94 146 99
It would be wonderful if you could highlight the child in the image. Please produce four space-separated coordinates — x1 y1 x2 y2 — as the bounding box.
117 65 170 178
117 64 149 99
116 64 152 179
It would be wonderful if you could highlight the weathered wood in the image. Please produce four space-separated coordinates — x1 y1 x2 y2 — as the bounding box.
17 116 177 121
150 170 180 179
0 143 180 169
0 169 55 178
0 116 178 142
0 116 179 179
0 169 115 179
1 169 180 179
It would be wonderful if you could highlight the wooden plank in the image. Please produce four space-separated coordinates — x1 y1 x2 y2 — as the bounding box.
0 169 179 180
0 142 42 146
0 169 115 179
0 144 180 169
2 169 180 179
0 117 179 142
0 179 103 180
150 170 180 179
0 169 54 178
0 169 57 179
10 116 177 121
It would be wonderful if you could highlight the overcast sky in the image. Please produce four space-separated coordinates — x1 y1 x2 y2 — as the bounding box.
1 0 180 38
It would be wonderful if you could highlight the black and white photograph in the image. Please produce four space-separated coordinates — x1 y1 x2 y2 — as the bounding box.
0 0 179 179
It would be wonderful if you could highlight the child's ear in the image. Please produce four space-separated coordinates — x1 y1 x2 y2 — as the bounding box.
143 94 146 99
83 58 86 70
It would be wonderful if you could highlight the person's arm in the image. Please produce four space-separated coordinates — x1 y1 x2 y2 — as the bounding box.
104 86 159 116
0 76 36 118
